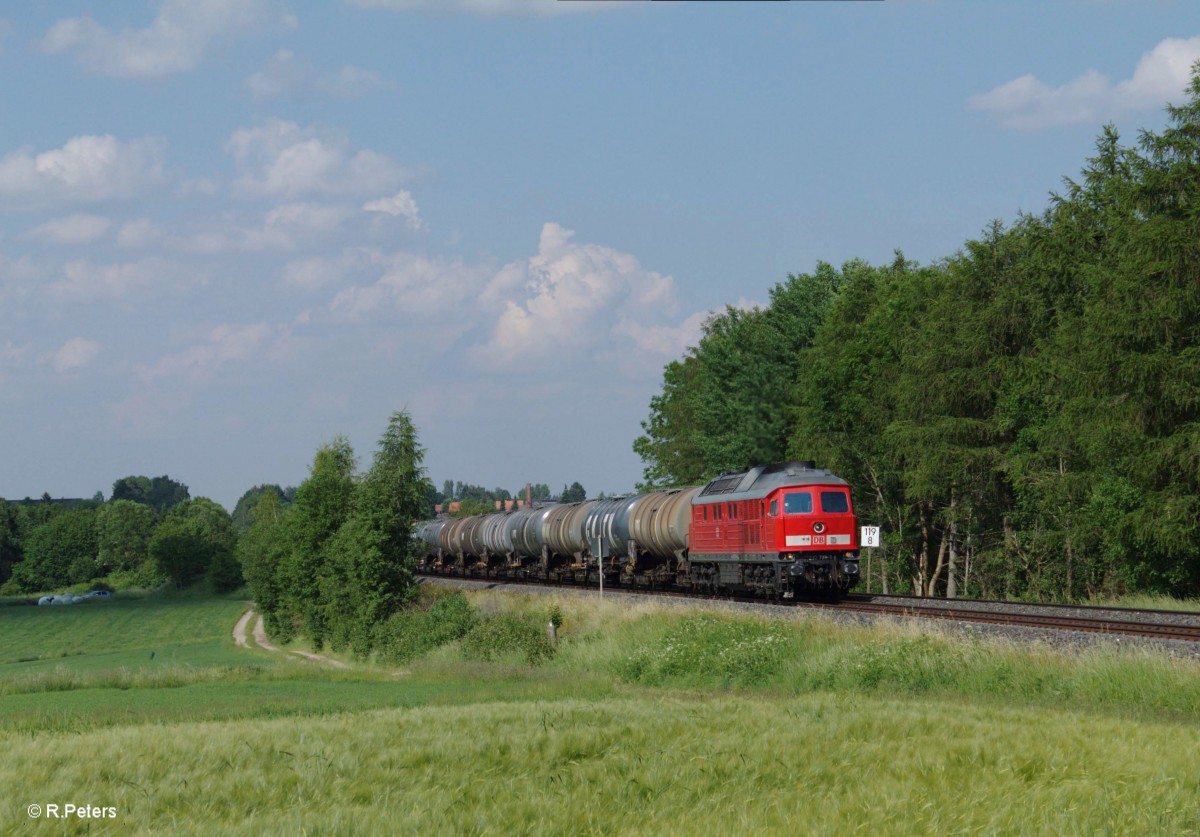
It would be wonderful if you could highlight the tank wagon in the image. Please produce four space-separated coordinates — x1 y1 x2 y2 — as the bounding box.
417 461 860 599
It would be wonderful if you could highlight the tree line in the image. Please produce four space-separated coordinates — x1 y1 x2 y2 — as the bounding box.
635 70 1200 601
0 476 242 595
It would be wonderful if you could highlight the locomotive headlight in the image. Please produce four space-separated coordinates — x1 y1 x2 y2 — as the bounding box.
813 522 825 534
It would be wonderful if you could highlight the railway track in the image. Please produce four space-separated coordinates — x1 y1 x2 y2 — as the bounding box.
832 598 1200 643
418 571 1200 644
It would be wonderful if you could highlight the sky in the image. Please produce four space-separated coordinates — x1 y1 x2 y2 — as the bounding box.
1 0 1198 509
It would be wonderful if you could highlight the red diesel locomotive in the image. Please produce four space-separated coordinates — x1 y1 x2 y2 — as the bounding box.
688 461 860 597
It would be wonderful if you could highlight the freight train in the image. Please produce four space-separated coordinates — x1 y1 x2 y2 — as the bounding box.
416 461 861 599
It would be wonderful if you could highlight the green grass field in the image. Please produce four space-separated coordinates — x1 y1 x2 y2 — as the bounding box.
0 590 249 668
2 586 1199 834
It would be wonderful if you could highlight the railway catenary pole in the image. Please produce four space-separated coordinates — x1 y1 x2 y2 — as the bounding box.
591 534 605 599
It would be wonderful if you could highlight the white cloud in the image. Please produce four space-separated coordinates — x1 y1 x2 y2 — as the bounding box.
0 251 46 287
970 36 1200 130
283 253 363 292
42 0 295 79
246 50 389 100
247 202 352 249
321 223 703 377
48 257 196 301
26 214 112 245
362 190 423 230
226 119 407 198
612 310 708 358
330 250 490 323
0 135 166 209
347 0 621 16
135 322 279 384
49 338 102 372
116 203 351 254
116 218 162 249
474 223 687 370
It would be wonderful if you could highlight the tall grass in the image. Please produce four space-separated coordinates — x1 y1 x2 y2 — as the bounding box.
473 589 1200 717
2 693 1197 835
1091 592 1200 612
3 584 1199 833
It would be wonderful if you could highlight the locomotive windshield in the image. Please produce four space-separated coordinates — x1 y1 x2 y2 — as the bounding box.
820 491 849 513
783 492 812 514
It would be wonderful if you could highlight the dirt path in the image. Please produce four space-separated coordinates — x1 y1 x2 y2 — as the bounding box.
250 614 280 651
233 608 350 669
233 608 254 648
255 615 351 669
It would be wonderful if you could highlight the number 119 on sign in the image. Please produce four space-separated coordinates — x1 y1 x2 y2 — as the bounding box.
860 526 880 548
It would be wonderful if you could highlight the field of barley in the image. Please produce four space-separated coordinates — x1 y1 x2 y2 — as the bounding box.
2 586 1198 834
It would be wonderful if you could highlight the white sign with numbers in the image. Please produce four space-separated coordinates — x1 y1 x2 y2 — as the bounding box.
860 526 880 548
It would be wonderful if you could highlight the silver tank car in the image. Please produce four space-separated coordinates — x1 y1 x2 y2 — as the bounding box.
514 505 553 557
417 519 447 557
627 486 701 560
544 501 597 558
504 508 537 558
462 515 488 558
481 512 515 557
582 495 645 559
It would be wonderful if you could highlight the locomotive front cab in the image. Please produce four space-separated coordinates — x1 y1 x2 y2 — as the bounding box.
769 483 861 595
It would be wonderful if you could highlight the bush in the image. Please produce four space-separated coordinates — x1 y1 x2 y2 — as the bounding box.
616 614 793 688
105 564 167 591
375 590 477 664
461 612 555 665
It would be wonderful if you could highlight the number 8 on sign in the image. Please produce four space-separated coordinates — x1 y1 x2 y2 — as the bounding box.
860 526 880 548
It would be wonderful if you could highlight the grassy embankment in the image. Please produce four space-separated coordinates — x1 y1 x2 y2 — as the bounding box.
1093 592 1200 612
1 586 1199 834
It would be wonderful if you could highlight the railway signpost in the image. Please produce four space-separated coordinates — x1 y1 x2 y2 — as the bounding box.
860 526 880 548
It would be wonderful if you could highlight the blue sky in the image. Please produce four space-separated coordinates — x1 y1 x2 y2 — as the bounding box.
1 0 1198 508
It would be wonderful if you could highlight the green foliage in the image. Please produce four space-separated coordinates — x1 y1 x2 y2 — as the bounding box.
148 526 206 590
560 481 587 503
231 484 293 534
95 499 155 574
322 411 430 656
110 475 190 513
257 412 433 656
0 501 22 584
634 265 843 488
616 614 793 688
375 589 477 663
453 498 494 516
150 498 237 590
461 612 555 665
636 67 1200 600
8 509 98 592
237 488 291 638
277 437 357 645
